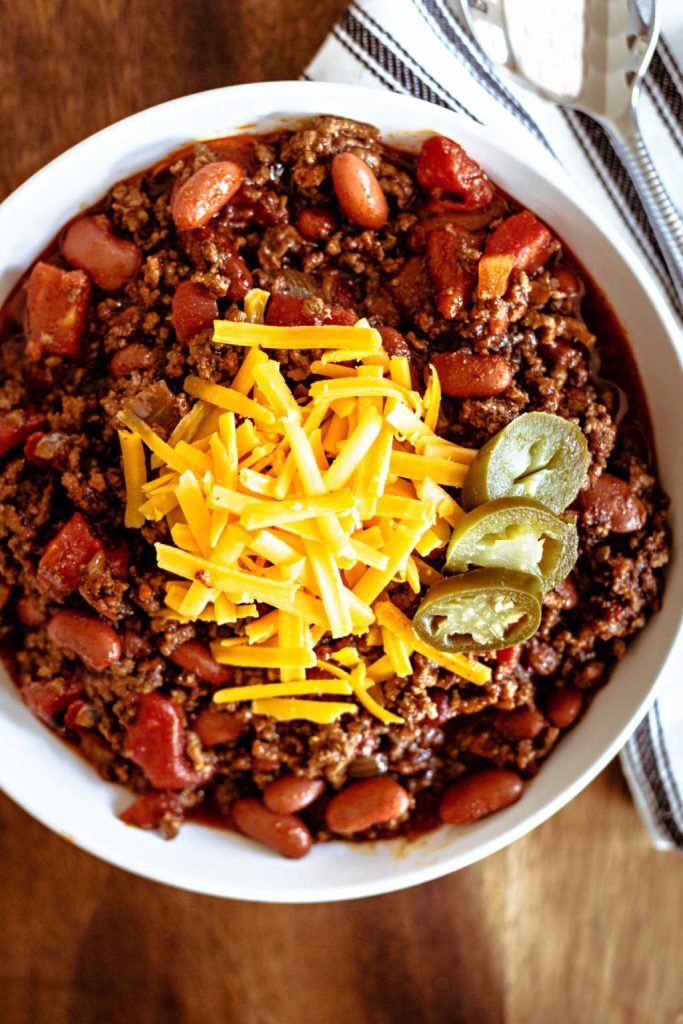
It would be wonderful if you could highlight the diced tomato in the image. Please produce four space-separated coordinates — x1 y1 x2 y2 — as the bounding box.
63 699 88 729
265 293 357 327
25 262 91 361
62 215 142 291
426 228 475 319
484 211 554 273
21 676 84 723
171 281 219 344
37 512 104 600
193 707 248 746
496 645 522 668
23 430 69 467
417 135 494 210
119 791 184 830
124 692 214 791
0 410 48 458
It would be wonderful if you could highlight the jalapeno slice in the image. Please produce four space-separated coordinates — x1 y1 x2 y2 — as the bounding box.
444 497 578 592
413 568 542 654
461 412 590 514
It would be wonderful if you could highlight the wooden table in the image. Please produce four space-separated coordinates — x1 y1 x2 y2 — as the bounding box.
1 3 681 1022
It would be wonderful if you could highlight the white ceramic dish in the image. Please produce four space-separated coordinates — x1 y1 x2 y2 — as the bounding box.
0 82 681 903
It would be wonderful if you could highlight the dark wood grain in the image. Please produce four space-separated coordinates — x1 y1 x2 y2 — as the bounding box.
1 3 682 1023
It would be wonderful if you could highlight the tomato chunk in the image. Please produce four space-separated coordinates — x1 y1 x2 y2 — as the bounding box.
265 293 357 327
26 261 91 361
124 692 214 790
484 211 554 273
120 791 184 831
37 512 104 600
21 676 84 723
62 215 142 291
417 135 494 210
171 281 219 344
426 227 475 319
0 410 48 457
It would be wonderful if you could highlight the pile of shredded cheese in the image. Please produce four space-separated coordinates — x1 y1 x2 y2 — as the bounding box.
117 289 491 726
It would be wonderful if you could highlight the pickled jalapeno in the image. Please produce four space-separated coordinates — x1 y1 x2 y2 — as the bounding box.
461 412 590 513
413 568 542 653
444 497 578 593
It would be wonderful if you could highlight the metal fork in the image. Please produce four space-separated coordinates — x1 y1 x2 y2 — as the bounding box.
459 0 683 302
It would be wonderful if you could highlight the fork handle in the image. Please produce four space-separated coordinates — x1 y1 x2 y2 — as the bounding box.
607 113 683 306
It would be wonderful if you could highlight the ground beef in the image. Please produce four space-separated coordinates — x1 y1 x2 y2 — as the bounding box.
0 117 669 851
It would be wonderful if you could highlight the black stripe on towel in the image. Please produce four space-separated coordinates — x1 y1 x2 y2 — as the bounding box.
338 8 477 121
633 716 683 847
412 0 552 152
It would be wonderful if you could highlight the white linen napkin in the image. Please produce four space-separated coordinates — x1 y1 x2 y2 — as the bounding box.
306 0 683 850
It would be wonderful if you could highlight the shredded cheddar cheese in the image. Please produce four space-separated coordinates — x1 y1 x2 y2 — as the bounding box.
117 289 488 726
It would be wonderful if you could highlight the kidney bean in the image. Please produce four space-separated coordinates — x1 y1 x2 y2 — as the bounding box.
232 797 312 859
496 645 521 668
37 512 104 600
16 595 45 627
63 215 142 291
21 676 84 723
125 692 213 790
325 778 410 835
296 205 338 240
331 152 389 231
171 161 245 230
110 343 156 376
552 575 579 610
169 640 232 685
387 255 432 320
171 280 219 344
417 135 494 210
484 211 554 274
47 610 121 671
579 473 647 534
228 186 289 228
193 707 247 746
378 325 409 358
426 227 475 318
439 769 524 825
263 776 326 815
120 791 184 831
25 262 91 361
430 351 513 398
496 706 547 741
545 687 584 729
265 293 357 327
0 409 48 458
575 660 606 689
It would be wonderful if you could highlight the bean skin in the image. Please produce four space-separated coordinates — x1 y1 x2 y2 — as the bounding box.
331 152 389 230
193 707 247 746
110 343 155 376
325 778 410 835
579 473 647 534
496 706 546 741
439 770 524 825
169 640 232 686
16 596 45 627
545 687 584 729
232 798 312 859
263 776 326 815
430 351 513 398
171 161 245 230
296 205 338 240
47 610 121 671
62 215 142 291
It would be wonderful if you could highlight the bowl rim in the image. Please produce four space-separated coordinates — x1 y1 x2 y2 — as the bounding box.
0 80 681 903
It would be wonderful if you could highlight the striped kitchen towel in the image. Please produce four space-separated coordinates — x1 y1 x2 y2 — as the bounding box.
306 0 683 850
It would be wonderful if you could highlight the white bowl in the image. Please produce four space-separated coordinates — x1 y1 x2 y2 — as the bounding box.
0 82 681 903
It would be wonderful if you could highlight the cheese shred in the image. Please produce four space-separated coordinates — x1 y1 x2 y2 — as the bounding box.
117 291 485 726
